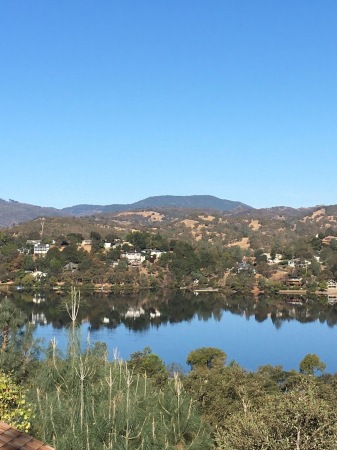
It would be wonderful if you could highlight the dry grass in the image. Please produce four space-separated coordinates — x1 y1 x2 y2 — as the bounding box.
116 211 164 222
249 220 261 231
198 215 215 222
228 237 250 249
180 219 199 228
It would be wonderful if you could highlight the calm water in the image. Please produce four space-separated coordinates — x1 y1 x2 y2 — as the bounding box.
8 290 337 373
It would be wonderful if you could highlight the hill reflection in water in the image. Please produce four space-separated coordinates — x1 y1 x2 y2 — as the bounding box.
8 290 337 373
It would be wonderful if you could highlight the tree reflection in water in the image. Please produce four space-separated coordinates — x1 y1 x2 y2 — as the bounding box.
5 290 337 331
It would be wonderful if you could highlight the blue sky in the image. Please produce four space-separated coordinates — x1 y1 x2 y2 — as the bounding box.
1 1 336 209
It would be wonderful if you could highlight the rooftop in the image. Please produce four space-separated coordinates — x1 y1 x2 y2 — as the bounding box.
0 422 54 450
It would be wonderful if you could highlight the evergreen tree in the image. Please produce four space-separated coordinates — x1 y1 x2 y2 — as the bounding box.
31 288 211 449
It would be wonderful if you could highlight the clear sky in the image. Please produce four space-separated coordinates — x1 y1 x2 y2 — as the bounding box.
1 1 336 209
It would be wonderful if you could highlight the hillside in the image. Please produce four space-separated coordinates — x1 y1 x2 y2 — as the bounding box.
0 199 66 228
61 195 252 216
0 195 251 227
6 203 337 250
0 203 336 295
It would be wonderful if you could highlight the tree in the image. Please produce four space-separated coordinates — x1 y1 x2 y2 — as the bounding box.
0 371 32 433
22 255 35 271
0 298 38 377
31 288 211 449
299 354 326 376
187 347 226 370
126 231 149 250
128 346 167 385
213 377 337 450
169 241 199 281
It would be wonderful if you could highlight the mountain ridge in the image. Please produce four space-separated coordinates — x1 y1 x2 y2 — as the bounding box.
61 195 252 216
0 195 334 228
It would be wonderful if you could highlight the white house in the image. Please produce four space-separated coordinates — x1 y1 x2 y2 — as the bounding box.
121 252 146 265
150 249 165 258
327 280 337 289
33 243 50 256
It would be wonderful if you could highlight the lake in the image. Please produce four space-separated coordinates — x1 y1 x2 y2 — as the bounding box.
7 290 337 373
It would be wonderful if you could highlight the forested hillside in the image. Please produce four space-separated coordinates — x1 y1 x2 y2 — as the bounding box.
0 205 336 294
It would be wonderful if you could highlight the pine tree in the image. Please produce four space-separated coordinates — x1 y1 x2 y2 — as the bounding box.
31 287 211 449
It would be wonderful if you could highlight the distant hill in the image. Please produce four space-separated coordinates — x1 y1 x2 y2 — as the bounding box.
62 195 252 216
1 195 335 229
0 198 66 228
0 195 251 227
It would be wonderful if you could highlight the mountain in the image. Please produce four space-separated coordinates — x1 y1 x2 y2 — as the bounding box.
61 195 252 216
0 198 67 228
0 195 251 228
2 195 334 229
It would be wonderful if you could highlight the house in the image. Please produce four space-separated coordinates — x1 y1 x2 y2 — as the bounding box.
64 262 79 272
327 280 337 289
26 240 41 245
121 252 146 265
30 271 47 279
150 249 165 258
33 243 50 256
263 253 283 264
17 247 31 254
286 276 303 287
322 236 337 246
288 259 311 268
81 239 92 245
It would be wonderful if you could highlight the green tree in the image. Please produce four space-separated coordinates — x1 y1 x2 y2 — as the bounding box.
214 377 337 450
0 371 32 433
22 254 35 271
0 298 38 377
187 347 226 370
299 354 326 376
128 346 167 386
125 231 149 250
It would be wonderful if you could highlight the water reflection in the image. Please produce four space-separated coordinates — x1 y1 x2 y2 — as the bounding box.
5 290 337 331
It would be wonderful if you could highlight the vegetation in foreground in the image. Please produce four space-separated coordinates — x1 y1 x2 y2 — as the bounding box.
1 289 336 449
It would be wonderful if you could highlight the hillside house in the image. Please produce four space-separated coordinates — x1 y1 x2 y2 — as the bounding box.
150 249 165 258
64 262 79 271
327 280 337 289
263 253 283 264
30 270 47 279
34 243 50 256
121 252 146 265
322 236 337 246
286 276 303 287
26 240 41 245
81 239 92 245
